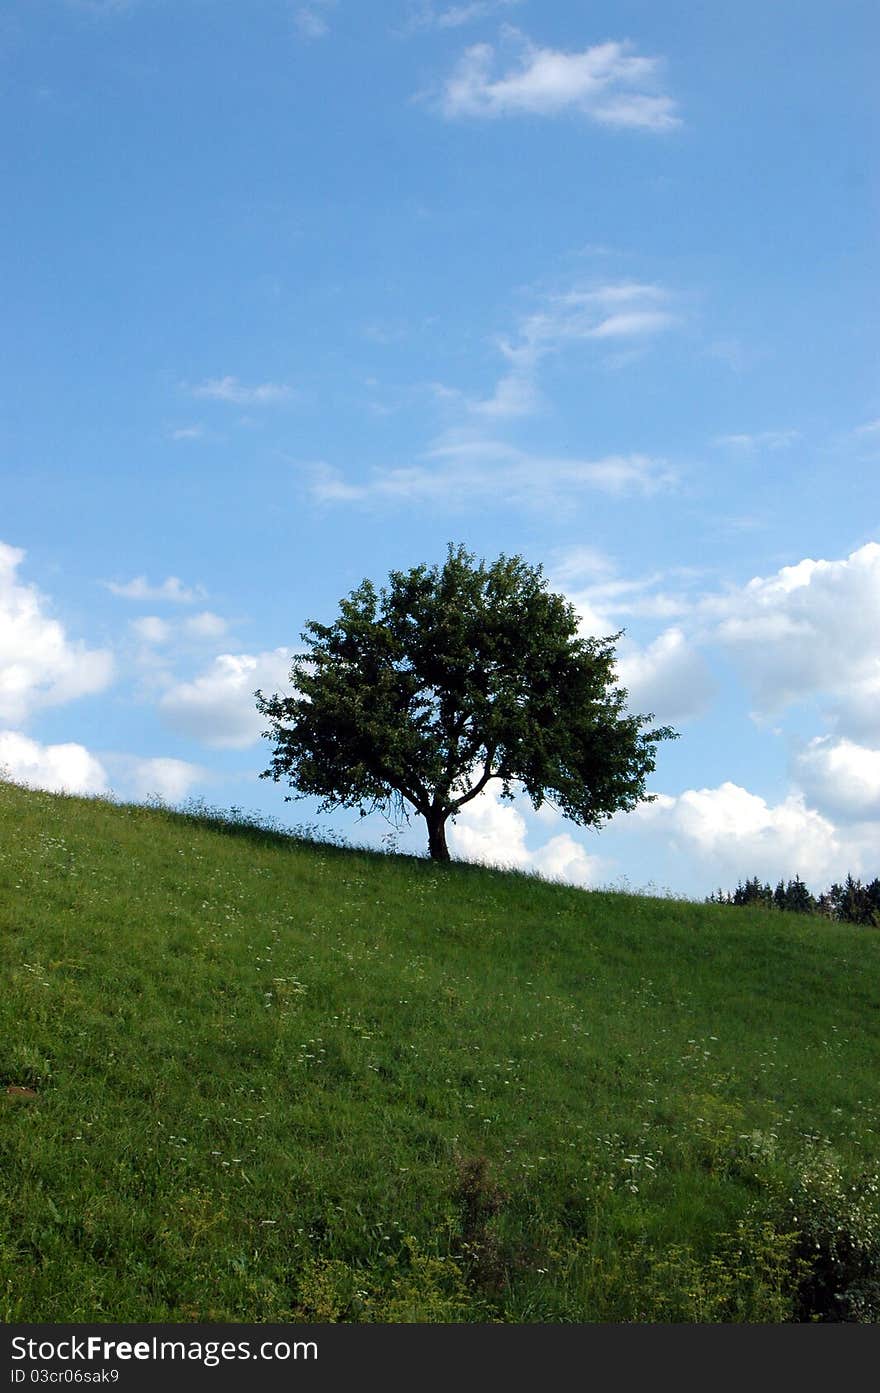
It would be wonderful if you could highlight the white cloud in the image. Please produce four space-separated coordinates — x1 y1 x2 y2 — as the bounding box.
159 649 294 749
311 442 674 509
293 1 336 39
106 575 204 603
184 611 229 641
558 539 880 738
0 543 114 724
189 376 294 406
833 675 880 744
615 627 714 724
557 540 880 741
169 425 205 441
462 281 678 420
513 281 674 355
567 572 691 623
629 781 846 886
449 784 602 886
549 545 614 589
548 561 711 723
0 730 108 796
449 784 531 868
0 730 206 806
308 464 366 504
529 831 603 887
405 1 523 31
131 611 229 646
131 611 230 647
571 595 616 641
713 430 800 451
792 737 880 821
315 276 681 511
588 309 677 339
126 756 206 804
705 542 880 726
131 616 171 644
439 34 680 131
469 369 541 420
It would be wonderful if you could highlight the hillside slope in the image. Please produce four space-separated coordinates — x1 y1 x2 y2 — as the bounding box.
1 782 878 1322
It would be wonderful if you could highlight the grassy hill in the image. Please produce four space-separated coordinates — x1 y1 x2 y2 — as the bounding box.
2 781 878 1323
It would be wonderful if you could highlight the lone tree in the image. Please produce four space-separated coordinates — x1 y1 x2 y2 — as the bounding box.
256 545 676 863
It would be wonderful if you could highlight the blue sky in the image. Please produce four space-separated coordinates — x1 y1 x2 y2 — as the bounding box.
2 0 878 895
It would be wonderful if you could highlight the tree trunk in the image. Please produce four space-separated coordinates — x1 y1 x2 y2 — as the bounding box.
426 809 451 863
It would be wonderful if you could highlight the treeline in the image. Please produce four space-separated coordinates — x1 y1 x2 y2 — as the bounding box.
707 873 880 925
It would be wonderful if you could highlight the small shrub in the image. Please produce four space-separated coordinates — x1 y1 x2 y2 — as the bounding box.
291 1240 477 1323
782 1150 880 1321
453 1155 508 1291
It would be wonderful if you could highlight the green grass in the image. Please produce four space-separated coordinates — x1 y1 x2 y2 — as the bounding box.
2 781 879 1322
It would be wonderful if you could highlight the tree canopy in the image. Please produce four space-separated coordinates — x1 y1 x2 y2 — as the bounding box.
256 544 677 863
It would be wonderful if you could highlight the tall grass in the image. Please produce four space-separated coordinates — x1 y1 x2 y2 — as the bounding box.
1 782 878 1321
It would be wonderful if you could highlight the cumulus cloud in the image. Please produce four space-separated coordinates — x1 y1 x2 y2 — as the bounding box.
159 649 294 748
125 756 206 804
439 34 680 131
189 376 294 406
705 542 880 727
629 781 846 886
131 611 229 646
833 676 880 744
106 575 204 603
0 730 207 806
0 730 108 796
570 595 616 642
558 541 880 732
529 831 604 887
449 784 602 886
0 543 114 724
615 627 714 724
792 737 880 822
551 572 711 724
559 539 880 747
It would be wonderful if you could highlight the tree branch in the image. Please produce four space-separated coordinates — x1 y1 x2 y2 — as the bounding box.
392 776 430 817
452 750 497 810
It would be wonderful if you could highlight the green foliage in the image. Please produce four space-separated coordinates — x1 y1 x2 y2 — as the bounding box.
606 1219 804 1323
711 872 879 925
293 1240 478 1323
825 875 880 926
780 1151 880 1321
256 544 676 860
778 876 816 915
2 782 879 1322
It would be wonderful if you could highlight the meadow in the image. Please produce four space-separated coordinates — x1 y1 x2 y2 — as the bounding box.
1 780 878 1322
